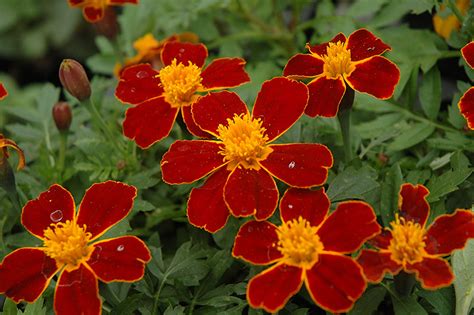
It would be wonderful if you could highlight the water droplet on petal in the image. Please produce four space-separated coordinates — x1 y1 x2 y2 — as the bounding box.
136 71 149 79
117 245 125 252
288 161 296 169
50 210 63 222
179 48 185 53
288 204 293 209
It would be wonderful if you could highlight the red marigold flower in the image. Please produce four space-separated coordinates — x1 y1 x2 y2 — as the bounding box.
284 28 400 117
0 83 7 100
0 134 25 170
458 41 474 129
0 181 151 314
357 183 474 289
67 0 138 23
232 187 380 313
114 32 199 76
115 41 251 148
160 77 333 233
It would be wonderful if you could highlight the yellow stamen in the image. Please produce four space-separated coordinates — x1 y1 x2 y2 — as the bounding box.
43 220 93 271
277 217 323 269
320 41 354 78
388 214 427 266
158 59 202 108
217 113 272 170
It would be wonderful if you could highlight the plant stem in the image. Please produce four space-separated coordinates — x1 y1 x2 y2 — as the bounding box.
57 132 68 181
338 109 352 163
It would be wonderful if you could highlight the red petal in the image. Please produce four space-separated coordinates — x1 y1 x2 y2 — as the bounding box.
283 54 324 78
305 254 366 313
247 264 303 313
115 64 162 105
54 265 101 315
232 220 282 265
306 76 345 117
318 201 380 253
21 184 75 239
252 77 308 142
181 105 213 138
398 183 430 226
0 83 7 100
407 257 454 289
458 87 474 129
356 250 401 283
68 0 86 7
122 97 179 149
368 230 393 249
425 210 474 255
161 42 208 68
224 167 278 220
77 181 137 240
307 33 347 56
346 56 400 99
161 140 226 184
201 58 250 90
83 5 104 23
192 91 248 135
187 167 231 233
280 187 329 227
346 29 391 62
87 236 151 282
260 144 333 188
461 41 474 68
0 248 58 303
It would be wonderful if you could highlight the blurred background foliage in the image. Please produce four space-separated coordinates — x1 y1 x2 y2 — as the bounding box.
1 0 474 314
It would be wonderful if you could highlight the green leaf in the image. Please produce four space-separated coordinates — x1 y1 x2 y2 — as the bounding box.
417 287 454 315
22 297 46 315
453 239 474 315
2 299 18 315
348 286 386 315
419 66 441 120
392 293 428 315
355 113 404 139
346 0 389 18
380 163 403 226
426 152 472 202
327 166 379 202
387 123 435 151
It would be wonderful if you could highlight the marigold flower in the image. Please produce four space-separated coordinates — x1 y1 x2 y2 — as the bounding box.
0 181 151 314
115 41 251 148
0 83 7 100
433 0 470 40
357 183 474 289
0 134 25 170
232 187 380 313
160 77 333 233
284 28 400 117
67 0 138 23
114 32 199 76
458 41 474 129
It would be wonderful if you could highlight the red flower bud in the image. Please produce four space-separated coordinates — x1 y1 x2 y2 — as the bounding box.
59 59 91 101
52 102 73 132
94 7 119 40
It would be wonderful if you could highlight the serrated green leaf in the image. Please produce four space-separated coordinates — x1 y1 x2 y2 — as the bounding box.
392 293 428 315
327 166 379 202
453 239 474 315
388 123 435 151
380 163 403 226
417 287 454 315
419 66 441 120
348 286 386 315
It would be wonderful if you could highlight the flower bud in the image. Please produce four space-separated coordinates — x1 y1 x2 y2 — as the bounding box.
94 7 119 40
59 59 91 101
52 102 73 132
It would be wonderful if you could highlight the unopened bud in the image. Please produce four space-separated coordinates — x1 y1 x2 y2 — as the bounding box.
53 102 72 132
94 7 119 40
59 59 91 101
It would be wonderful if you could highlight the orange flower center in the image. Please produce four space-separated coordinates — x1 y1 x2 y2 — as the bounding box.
158 59 202 108
217 113 272 170
321 41 354 78
43 220 93 271
277 217 324 269
388 215 427 266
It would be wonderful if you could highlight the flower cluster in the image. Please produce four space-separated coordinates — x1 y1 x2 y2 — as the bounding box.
67 0 138 23
458 41 474 129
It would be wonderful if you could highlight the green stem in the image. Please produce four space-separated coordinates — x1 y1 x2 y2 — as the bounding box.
338 109 352 163
152 279 167 315
440 50 462 59
448 0 464 24
83 98 126 154
57 132 67 181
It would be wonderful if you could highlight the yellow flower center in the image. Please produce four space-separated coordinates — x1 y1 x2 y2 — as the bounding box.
43 220 93 271
388 215 427 266
277 217 324 269
158 59 202 108
217 113 273 170
320 41 354 78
